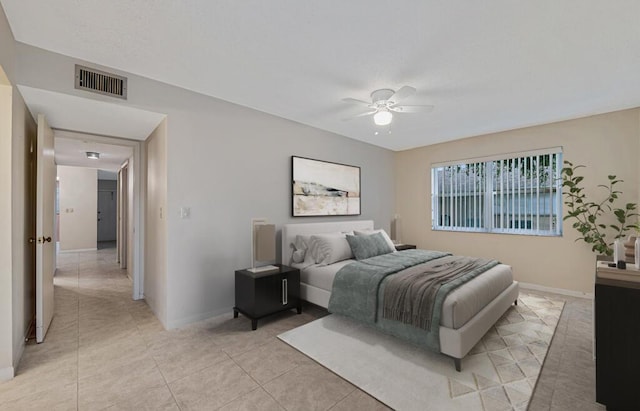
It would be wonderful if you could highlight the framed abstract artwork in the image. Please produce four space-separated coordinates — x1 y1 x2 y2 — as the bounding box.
292 156 361 217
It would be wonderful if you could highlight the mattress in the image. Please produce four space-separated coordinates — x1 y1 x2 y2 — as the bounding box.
295 260 513 330
294 260 354 291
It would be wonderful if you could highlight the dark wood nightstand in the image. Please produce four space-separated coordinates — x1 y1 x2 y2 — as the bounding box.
595 262 640 409
233 264 301 330
395 244 417 251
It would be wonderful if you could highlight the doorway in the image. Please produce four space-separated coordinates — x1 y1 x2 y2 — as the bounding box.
54 130 143 299
97 171 118 250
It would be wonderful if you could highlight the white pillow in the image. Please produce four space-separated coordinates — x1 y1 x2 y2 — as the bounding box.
354 229 396 252
308 232 354 266
290 235 310 264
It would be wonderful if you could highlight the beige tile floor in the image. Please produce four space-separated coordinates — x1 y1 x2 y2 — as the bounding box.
0 248 603 411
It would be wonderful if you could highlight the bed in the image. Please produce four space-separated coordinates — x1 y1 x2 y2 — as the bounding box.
281 220 519 371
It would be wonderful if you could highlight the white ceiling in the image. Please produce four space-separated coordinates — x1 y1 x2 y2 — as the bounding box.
3 1 640 151
21 84 160 173
54 130 133 172
18 85 166 141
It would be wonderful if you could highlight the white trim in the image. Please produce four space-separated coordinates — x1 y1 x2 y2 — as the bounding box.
432 146 563 168
166 307 231 330
199 311 236 327
58 248 98 253
142 294 166 329
519 282 593 299
12 332 25 372
0 366 14 381
131 141 144 300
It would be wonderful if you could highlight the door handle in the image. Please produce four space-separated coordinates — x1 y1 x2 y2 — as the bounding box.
28 237 35 244
38 236 52 244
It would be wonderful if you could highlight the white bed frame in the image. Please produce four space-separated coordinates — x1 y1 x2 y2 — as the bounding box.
281 220 519 371
282 220 375 306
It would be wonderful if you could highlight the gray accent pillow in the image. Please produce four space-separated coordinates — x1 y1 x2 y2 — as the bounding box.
346 232 395 260
354 229 396 252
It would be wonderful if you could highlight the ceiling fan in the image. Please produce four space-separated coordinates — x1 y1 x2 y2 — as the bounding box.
342 86 434 126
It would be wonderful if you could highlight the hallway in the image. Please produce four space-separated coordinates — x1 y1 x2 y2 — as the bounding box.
0 248 165 409
0 248 345 411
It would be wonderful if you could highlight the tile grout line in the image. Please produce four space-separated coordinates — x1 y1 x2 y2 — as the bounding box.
163 350 260 411
326 386 359 411
224 352 279 410
253 362 300 411
138 302 188 411
145 332 183 410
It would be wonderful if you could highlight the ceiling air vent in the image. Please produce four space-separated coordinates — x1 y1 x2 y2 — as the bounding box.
75 65 127 99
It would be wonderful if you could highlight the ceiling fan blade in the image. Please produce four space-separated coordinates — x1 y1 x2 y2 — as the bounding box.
342 97 373 107
341 110 377 121
389 104 434 113
389 86 416 103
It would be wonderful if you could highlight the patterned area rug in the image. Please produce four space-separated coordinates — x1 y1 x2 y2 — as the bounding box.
278 293 564 411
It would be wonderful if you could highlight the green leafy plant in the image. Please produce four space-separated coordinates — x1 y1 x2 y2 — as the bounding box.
562 161 639 256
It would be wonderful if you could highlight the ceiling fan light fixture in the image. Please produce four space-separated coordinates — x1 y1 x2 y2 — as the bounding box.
373 109 393 126
86 151 100 160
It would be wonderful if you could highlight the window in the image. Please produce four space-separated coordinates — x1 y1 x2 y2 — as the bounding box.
431 148 562 236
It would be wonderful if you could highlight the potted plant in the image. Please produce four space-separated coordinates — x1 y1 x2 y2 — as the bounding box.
562 161 639 256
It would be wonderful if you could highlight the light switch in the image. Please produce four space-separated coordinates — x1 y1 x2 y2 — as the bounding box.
180 207 190 219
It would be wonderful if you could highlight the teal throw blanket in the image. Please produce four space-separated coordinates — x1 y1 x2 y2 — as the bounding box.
328 249 499 351
328 249 450 323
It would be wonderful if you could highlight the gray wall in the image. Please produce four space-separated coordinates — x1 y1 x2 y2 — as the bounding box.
165 98 394 326
14 43 396 328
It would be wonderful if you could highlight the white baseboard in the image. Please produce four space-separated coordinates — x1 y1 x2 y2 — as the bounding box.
0 366 14 381
12 336 25 372
142 295 167 330
166 307 233 330
59 248 98 253
519 282 593 299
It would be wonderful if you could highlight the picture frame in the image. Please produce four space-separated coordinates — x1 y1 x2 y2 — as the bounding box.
291 156 361 217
